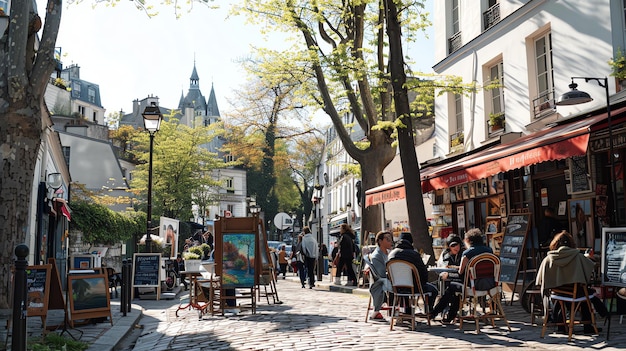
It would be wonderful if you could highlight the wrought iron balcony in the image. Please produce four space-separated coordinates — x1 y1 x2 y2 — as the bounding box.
483 3 501 31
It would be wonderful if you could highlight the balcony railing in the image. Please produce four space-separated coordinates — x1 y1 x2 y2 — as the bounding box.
483 3 501 31
448 31 462 54
532 90 556 119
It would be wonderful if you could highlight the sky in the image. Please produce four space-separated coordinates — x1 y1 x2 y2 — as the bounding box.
40 0 434 119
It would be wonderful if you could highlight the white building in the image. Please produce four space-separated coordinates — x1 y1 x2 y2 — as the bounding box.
421 0 626 246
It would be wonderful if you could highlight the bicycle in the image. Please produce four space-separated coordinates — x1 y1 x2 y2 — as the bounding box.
163 259 184 289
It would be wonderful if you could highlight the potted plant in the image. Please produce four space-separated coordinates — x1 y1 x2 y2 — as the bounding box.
609 48 626 89
183 251 202 271
199 243 212 260
451 132 464 147
489 112 505 130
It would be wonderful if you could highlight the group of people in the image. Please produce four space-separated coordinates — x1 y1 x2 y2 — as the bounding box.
365 225 606 332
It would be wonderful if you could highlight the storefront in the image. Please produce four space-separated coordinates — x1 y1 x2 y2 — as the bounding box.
366 105 626 253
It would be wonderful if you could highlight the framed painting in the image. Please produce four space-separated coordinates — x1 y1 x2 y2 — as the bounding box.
569 198 594 248
222 233 257 288
485 218 501 234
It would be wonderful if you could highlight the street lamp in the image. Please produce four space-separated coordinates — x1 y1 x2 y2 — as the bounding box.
314 184 324 280
556 77 618 224
142 102 163 252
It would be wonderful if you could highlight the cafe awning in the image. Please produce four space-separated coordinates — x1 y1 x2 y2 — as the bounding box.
420 108 626 192
364 106 626 205
364 178 406 207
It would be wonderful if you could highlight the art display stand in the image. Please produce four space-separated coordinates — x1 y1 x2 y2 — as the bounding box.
213 214 260 315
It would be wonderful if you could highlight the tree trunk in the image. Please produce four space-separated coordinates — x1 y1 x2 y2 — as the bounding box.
0 0 62 308
384 0 433 262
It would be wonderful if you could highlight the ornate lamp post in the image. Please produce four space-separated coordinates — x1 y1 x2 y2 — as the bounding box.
142 102 163 252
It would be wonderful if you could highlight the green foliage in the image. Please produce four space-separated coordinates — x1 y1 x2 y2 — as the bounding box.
199 243 212 257
609 48 626 80
70 200 145 245
131 115 229 221
28 333 88 351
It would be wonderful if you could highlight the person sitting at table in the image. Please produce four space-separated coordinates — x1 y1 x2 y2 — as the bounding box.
388 232 438 314
430 228 493 323
367 231 394 320
430 234 463 321
535 230 607 334
174 253 188 291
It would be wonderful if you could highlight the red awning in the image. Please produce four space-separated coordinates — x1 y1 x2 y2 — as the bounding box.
365 179 406 207
420 108 626 192
54 198 72 221
363 107 626 204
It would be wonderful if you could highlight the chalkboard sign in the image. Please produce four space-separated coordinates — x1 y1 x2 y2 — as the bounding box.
132 253 161 287
499 213 531 284
67 273 112 327
26 264 51 318
569 156 591 194
601 227 626 288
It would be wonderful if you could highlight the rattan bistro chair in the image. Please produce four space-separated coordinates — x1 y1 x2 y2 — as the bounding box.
457 253 511 334
386 259 433 330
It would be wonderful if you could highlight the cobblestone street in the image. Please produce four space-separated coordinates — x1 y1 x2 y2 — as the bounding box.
124 278 626 351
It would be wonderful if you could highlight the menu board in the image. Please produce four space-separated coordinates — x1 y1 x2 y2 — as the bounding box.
601 228 626 287
499 213 531 283
569 156 591 194
26 264 51 317
132 253 161 287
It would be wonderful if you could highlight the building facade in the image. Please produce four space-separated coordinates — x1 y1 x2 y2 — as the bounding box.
420 0 626 251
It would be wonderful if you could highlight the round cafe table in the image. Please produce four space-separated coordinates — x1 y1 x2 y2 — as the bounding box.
428 267 459 296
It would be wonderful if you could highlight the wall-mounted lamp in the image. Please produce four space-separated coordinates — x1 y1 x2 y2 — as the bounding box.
46 173 63 192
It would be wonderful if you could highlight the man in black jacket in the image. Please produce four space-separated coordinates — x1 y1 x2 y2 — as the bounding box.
388 232 438 313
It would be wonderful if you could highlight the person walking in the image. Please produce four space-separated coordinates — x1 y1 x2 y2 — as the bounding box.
278 245 289 279
320 243 329 275
293 234 307 288
337 224 358 286
301 226 319 289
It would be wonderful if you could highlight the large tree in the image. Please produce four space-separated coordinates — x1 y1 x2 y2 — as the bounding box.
130 115 228 222
224 76 323 227
0 1 62 308
235 0 431 246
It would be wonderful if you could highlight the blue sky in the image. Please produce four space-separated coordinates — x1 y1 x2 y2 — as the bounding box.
43 1 434 119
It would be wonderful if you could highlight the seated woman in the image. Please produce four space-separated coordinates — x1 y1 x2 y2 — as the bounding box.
366 231 394 320
535 230 607 334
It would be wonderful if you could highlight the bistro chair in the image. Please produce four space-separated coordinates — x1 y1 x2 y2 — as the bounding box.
540 282 598 341
386 260 433 330
363 254 392 322
457 253 511 333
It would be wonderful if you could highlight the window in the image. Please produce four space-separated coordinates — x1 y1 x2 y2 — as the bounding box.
0 0 9 14
88 87 96 103
93 111 97 122
225 178 234 193
72 82 81 98
532 32 555 118
62 146 70 169
486 61 505 134
78 106 85 117
448 0 462 54
450 93 464 152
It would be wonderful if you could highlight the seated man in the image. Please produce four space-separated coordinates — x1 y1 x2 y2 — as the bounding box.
431 228 494 323
388 232 438 314
367 231 394 320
